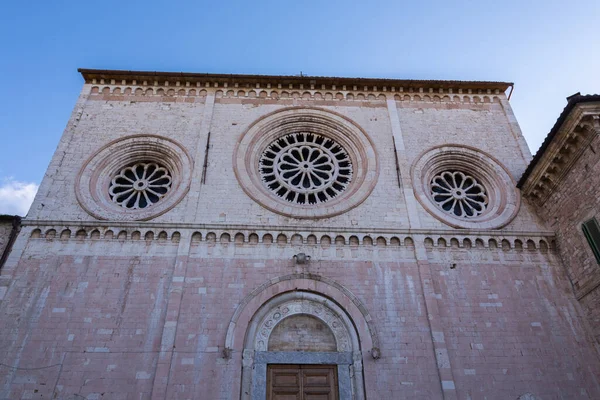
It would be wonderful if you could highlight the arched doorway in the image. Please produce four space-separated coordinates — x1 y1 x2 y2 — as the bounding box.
240 291 365 400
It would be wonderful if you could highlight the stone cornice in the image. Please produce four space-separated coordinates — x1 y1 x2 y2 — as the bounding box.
21 218 554 237
21 219 555 252
519 100 600 206
78 68 511 96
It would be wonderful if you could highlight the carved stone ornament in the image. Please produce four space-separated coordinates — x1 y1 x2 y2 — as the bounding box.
109 162 172 209
253 299 351 352
431 170 488 218
259 132 353 204
519 110 600 206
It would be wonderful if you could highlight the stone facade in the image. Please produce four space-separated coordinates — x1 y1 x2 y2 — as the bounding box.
519 94 600 347
0 70 598 400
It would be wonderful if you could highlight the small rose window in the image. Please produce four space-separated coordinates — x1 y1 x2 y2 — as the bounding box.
431 171 488 218
109 162 172 209
411 145 520 229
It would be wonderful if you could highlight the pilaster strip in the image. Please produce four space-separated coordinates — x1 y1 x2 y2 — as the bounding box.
414 238 457 400
387 99 422 228
150 236 192 400
187 92 215 219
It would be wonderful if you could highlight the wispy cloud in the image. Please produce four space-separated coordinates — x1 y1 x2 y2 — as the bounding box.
0 178 39 216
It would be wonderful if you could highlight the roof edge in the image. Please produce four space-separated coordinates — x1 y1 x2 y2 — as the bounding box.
78 68 513 92
0 215 21 222
517 94 600 188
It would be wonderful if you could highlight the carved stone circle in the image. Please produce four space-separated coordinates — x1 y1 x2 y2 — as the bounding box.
412 145 520 229
109 162 172 209
75 135 193 221
234 107 379 219
431 170 488 218
259 132 353 204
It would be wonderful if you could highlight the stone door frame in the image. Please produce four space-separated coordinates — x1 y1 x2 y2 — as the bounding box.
240 291 365 400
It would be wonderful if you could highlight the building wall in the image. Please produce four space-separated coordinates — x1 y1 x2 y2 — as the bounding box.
0 216 19 302
536 132 600 344
1 80 599 399
0 217 16 261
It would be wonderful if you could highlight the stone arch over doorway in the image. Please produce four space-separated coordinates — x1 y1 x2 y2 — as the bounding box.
224 273 380 354
241 291 365 400
226 274 377 400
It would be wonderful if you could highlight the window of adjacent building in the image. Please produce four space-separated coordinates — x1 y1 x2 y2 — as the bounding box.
582 217 600 264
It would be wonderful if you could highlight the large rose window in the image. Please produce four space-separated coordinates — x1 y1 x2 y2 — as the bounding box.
259 132 353 204
233 108 379 219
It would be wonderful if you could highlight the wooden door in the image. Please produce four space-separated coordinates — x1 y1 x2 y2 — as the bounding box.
267 364 339 400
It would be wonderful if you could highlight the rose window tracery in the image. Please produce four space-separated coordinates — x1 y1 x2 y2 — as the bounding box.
259 132 353 204
109 162 172 209
431 171 488 218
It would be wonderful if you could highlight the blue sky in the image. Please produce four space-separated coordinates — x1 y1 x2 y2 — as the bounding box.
0 0 599 215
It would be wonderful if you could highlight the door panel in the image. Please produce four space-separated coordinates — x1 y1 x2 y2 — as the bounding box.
268 366 301 400
272 369 301 387
267 365 338 400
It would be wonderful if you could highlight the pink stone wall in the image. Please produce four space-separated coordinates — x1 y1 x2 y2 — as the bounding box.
1 236 599 399
428 249 600 399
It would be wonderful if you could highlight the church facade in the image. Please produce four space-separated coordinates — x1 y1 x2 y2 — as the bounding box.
0 69 599 399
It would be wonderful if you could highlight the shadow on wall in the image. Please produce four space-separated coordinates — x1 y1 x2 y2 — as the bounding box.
0 215 21 270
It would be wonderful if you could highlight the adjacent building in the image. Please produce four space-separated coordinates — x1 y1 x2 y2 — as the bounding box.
519 93 600 349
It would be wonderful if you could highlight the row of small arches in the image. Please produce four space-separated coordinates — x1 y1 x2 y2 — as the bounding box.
424 237 554 252
191 232 410 247
31 228 412 246
89 86 502 103
31 228 181 242
91 86 208 97
394 94 499 104
31 228 554 252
